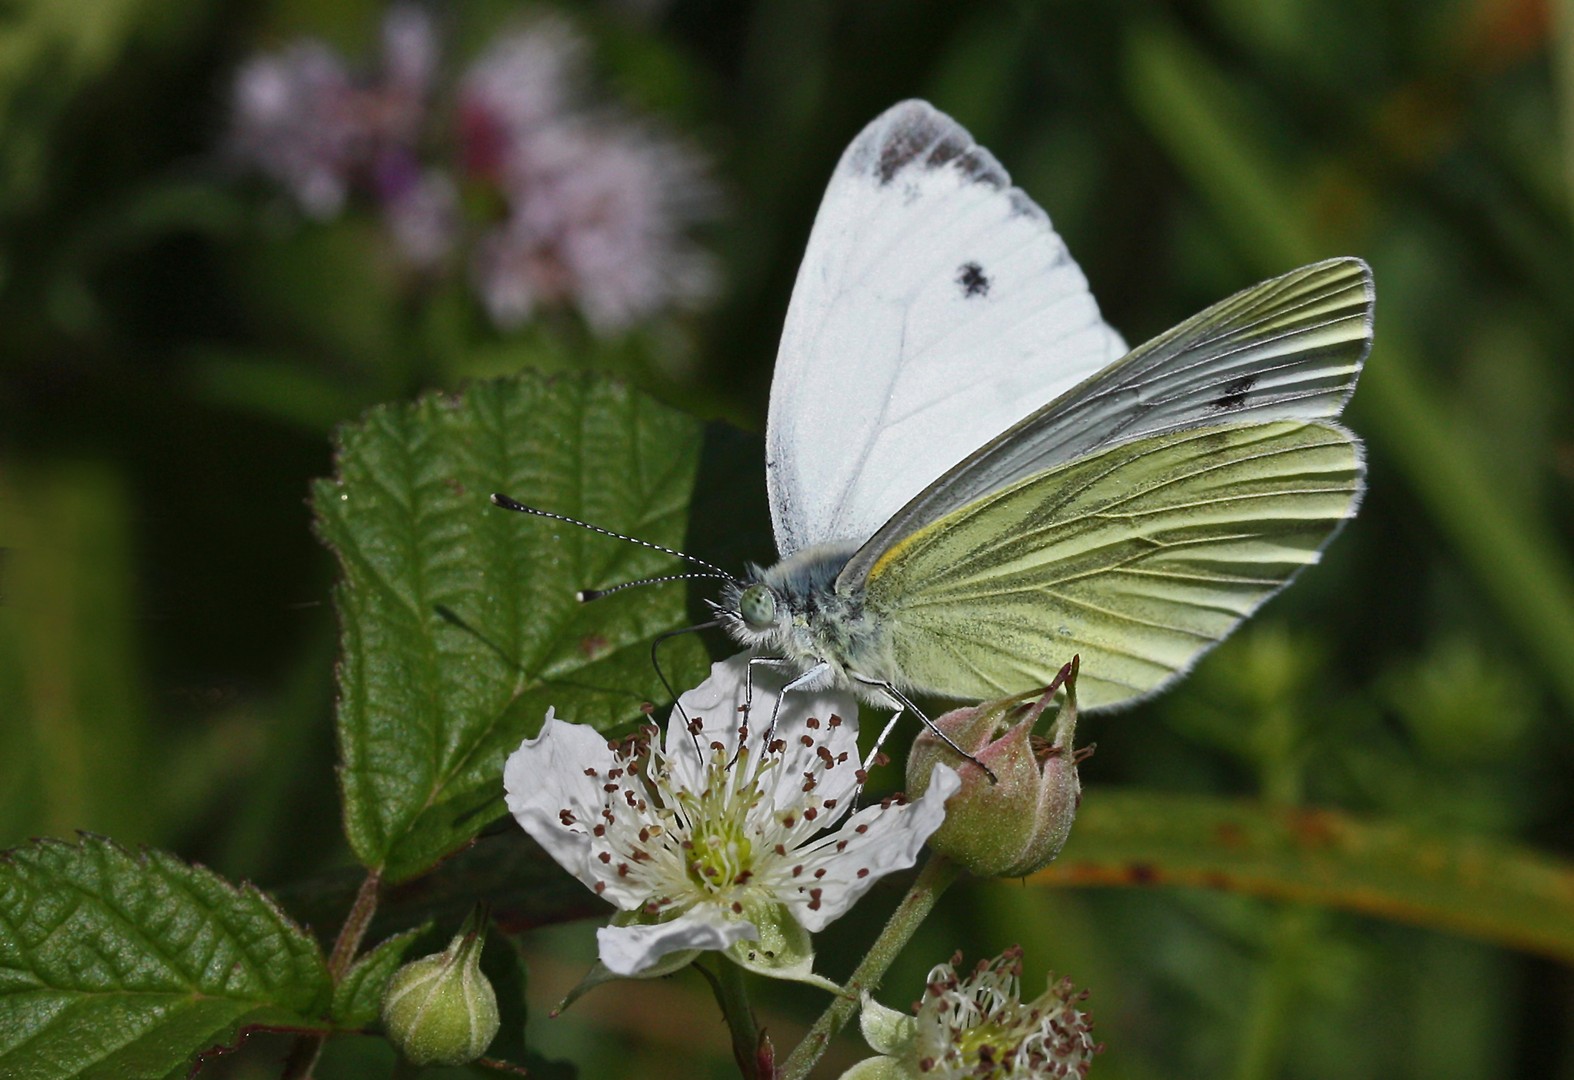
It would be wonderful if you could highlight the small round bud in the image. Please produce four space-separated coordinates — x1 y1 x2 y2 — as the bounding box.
381 907 500 1067
908 657 1083 877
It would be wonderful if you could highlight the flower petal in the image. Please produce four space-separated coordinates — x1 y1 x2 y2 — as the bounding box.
775 763 961 932
503 711 643 907
763 696 863 816
596 908 757 977
660 653 862 805
859 994 919 1057
659 655 752 792
835 1058 906 1080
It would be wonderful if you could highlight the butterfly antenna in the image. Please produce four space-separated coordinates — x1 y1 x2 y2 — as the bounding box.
649 619 723 735
578 573 733 603
490 493 738 582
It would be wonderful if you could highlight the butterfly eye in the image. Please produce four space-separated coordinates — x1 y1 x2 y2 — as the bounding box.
738 584 778 630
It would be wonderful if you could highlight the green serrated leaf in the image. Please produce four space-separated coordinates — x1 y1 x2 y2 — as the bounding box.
1032 790 1574 963
312 373 708 883
0 834 331 1080
330 923 432 1030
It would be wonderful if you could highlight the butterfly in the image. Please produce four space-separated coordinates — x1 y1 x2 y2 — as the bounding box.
498 99 1371 747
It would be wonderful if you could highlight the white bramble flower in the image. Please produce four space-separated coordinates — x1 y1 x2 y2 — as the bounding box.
503 654 960 981
846 948 1099 1079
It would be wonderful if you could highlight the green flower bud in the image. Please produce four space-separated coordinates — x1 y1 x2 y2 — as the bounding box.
907 657 1083 878
381 906 500 1067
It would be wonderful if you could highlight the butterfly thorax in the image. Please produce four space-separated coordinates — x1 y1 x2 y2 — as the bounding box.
717 543 898 696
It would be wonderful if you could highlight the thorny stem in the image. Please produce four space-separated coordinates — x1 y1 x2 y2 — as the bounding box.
780 854 963 1080
280 870 382 1079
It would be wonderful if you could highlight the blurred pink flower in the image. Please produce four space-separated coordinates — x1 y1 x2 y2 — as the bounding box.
384 168 458 268
471 115 716 332
227 8 716 335
230 42 359 217
460 22 715 333
457 18 582 180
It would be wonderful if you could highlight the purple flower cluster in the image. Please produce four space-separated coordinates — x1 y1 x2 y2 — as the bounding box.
228 7 715 334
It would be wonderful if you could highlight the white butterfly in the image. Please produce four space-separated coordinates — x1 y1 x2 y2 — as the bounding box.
712 100 1370 732
496 100 1371 749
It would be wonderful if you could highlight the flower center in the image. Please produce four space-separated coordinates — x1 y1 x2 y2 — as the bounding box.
949 1022 1016 1075
674 747 771 895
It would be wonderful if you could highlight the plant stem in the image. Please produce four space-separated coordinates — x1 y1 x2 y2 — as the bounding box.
701 958 764 1078
780 855 962 1080
281 869 383 1079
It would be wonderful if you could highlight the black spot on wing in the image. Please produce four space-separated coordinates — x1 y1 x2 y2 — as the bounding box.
1211 374 1256 410
957 261 990 298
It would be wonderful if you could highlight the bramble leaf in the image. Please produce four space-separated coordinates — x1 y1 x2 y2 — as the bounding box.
312 373 708 882
0 835 331 1080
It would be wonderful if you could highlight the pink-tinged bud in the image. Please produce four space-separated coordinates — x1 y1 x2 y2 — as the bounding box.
907 658 1083 878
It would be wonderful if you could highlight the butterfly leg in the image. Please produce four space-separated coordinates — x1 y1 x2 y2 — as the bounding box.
741 655 790 724
762 661 832 749
854 677 997 784
728 658 830 768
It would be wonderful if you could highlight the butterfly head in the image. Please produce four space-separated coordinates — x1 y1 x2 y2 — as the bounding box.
713 544 869 668
713 572 788 650
737 583 779 630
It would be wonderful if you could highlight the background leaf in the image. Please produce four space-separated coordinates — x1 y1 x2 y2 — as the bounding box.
0 834 331 1080
312 373 708 883
1032 790 1574 964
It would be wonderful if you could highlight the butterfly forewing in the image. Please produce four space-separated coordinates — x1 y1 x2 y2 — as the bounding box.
766 100 1126 557
837 258 1372 589
860 420 1364 710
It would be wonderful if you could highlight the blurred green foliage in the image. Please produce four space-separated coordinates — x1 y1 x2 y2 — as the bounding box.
2 0 1572 1077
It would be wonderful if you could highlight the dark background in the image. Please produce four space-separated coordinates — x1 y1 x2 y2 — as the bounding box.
2 1 1571 1076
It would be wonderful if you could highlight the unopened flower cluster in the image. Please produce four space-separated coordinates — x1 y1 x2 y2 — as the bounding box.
848 947 1099 1079
229 6 715 333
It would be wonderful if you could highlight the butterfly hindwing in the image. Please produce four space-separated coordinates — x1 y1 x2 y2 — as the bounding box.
766 100 1126 557
837 258 1372 588
860 420 1364 710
